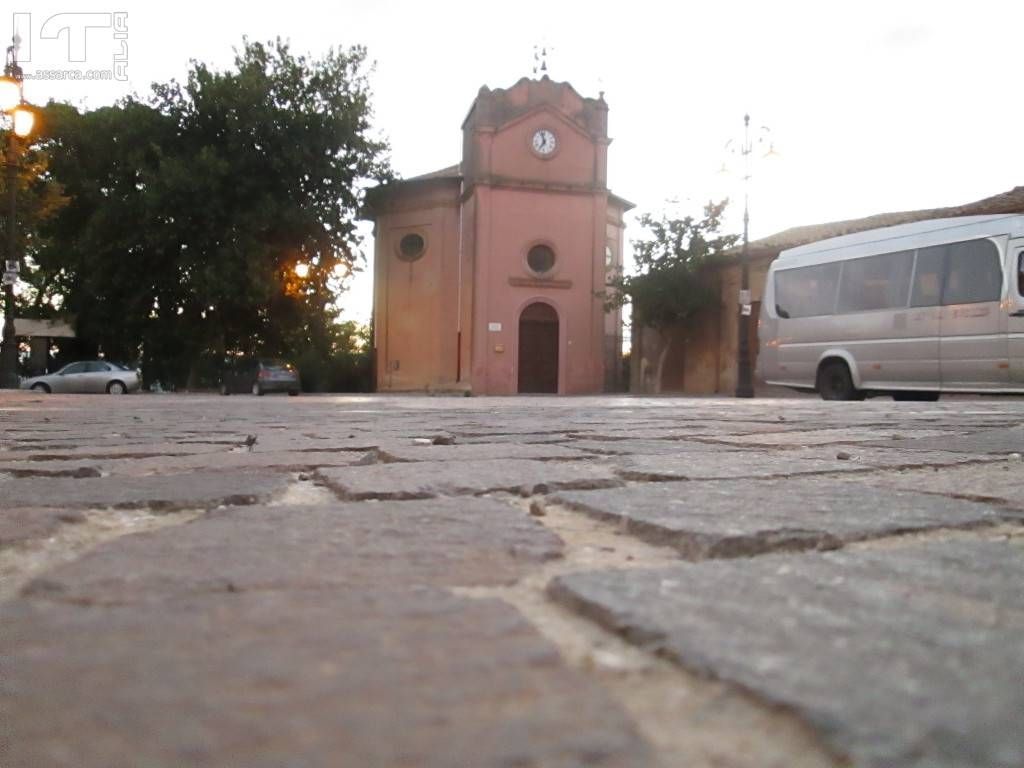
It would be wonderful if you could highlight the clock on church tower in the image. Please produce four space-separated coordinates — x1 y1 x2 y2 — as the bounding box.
364 75 633 395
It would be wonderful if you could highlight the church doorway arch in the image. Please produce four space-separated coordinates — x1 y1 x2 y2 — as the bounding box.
517 302 559 394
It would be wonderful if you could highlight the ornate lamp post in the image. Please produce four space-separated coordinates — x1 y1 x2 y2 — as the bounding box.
0 34 36 389
723 114 775 399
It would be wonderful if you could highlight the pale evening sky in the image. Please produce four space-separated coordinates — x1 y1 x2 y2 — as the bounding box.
13 0 1023 325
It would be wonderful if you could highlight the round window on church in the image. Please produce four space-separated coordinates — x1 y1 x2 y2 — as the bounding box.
397 233 426 262
527 244 556 275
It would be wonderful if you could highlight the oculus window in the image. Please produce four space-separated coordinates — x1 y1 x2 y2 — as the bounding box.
527 244 556 275
397 233 426 262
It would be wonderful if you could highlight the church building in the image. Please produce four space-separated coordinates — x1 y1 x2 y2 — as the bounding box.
364 76 633 395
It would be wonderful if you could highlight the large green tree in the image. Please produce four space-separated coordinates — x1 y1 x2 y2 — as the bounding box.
30 38 389 386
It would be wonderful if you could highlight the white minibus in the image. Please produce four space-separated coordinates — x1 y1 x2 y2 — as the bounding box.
757 214 1024 400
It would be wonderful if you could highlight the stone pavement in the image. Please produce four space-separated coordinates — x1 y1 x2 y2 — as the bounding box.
1 392 1023 768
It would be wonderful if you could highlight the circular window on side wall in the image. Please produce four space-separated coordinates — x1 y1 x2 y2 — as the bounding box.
397 233 426 262
527 244 556 276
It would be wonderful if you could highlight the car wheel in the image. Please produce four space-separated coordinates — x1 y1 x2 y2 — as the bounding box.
817 361 863 401
252 383 263 396
288 390 299 397
107 380 127 395
31 382 51 394
220 383 230 396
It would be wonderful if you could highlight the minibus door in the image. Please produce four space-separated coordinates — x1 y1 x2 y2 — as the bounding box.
938 239 1008 389
1008 238 1024 384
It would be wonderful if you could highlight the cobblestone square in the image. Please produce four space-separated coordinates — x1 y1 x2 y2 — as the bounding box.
2 392 1023 767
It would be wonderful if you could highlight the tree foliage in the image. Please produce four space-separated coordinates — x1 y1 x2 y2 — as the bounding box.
607 201 738 330
0 134 69 317
26 38 389 387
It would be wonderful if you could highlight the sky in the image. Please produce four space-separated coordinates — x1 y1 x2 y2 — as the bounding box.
12 0 1024 325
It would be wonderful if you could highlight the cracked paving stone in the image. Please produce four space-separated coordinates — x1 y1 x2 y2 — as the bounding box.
548 537 1024 768
0 470 291 511
550 477 1020 559
316 458 621 500
18 498 564 603
1 588 653 768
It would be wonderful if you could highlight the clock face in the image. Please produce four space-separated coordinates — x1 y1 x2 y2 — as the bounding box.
532 129 557 156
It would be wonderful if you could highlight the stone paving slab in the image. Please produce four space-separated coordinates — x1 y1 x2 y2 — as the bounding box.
606 451 868 481
209 434 380 452
561 438 744 456
0 449 375 478
316 458 621 500
701 427 956 448
1 588 652 768
0 470 291 511
377 442 590 462
551 478 1019 559
21 498 563 602
867 424 1024 454
0 507 86 548
778 446 998 469
0 459 104 477
864 461 1024 510
0 441 232 462
548 537 1024 768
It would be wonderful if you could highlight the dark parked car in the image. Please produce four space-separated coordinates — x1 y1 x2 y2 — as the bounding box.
220 358 300 396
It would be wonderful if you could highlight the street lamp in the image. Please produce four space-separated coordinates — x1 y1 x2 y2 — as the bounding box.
722 114 776 399
0 34 34 389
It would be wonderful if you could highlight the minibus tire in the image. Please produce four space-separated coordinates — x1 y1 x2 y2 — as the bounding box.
817 361 863 401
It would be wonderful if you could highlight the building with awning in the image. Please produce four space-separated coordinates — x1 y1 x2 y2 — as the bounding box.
13 317 75 376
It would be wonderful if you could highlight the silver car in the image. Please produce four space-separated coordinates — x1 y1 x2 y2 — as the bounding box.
21 360 142 394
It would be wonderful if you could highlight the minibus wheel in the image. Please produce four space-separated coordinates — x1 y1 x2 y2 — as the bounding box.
817 361 863 401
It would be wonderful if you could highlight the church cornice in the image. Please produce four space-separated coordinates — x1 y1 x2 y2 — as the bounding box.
461 176 608 201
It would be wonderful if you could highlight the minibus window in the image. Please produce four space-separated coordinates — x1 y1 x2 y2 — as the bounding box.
1018 253 1024 296
775 262 841 318
942 239 1001 305
911 246 946 307
836 250 914 312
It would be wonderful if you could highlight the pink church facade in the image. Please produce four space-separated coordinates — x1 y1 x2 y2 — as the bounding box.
364 76 632 395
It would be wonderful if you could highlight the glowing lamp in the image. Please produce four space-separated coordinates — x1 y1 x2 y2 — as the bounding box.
12 104 34 137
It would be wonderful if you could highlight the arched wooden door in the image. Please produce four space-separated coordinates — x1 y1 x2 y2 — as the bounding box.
517 302 559 393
